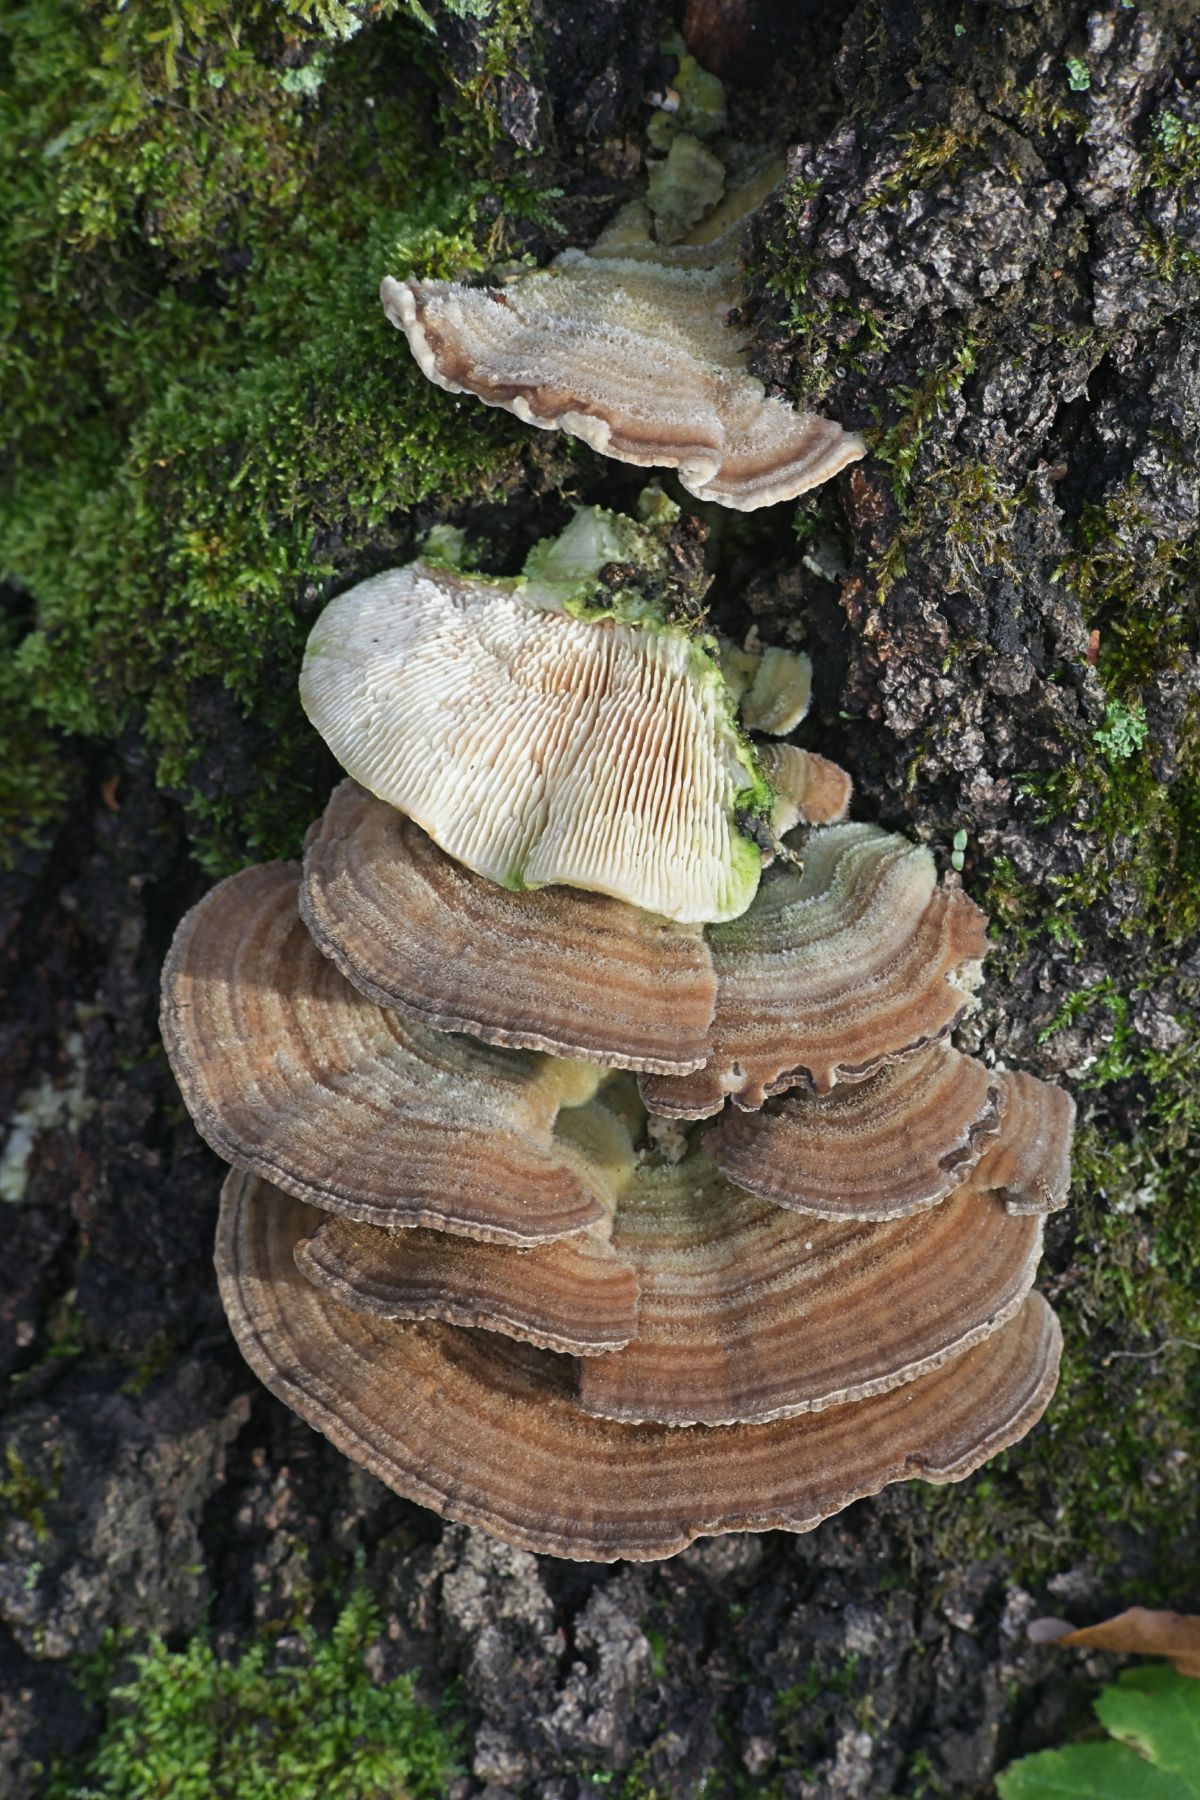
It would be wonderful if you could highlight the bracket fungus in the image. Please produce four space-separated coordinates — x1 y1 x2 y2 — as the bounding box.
160 862 624 1245
572 1147 1046 1427
638 823 990 1117
167 771 1074 1559
707 1044 1005 1220
218 1171 1062 1563
758 743 853 835
301 780 717 1074
300 508 826 924
973 1071 1077 1215
382 170 864 510
294 1210 640 1357
162 277 1073 1557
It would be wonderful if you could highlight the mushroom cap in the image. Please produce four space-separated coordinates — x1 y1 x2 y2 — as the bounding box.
218 1169 1062 1562
639 823 989 1116
299 561 768 924
300 781 716 1074
574 1149 1044 1425
727 645 814 736
382 258 864 510
295 1210 639 1356
757 744 853 835
707 1044 1004 1220
972 1071 1076 1214
160 862 617 1244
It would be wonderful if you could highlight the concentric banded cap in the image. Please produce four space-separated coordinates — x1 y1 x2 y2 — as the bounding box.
707 1044 1003 1220
639 823 990 1116
294 1208 639 1356
300 781 716 1073
219 1169 1063 1563
972 1071 1076 1214
574 1149 1044 1425
160 863 616 1244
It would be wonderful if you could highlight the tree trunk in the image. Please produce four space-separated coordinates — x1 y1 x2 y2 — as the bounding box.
2 1 1197 1793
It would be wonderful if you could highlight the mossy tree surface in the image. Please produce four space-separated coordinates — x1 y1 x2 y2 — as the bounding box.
2 0 541 870
3 2 1199 1797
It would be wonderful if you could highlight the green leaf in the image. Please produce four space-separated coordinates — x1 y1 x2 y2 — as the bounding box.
1096 1667 1200 1785
997 1668 1200 1800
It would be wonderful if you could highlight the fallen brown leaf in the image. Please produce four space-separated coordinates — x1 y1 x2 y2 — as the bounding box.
1028 1606 1200 1678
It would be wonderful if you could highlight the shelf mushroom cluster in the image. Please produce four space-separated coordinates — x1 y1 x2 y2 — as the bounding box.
163 45 1076 1553
162 509 1075 1560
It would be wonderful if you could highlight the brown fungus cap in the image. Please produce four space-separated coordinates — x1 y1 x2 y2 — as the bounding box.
972 1071 1076 1215
301 781 716 1074
639 823 989 1118
756 744 853 836
218 1170 1062 1563
382 182 864 512
574 1149 1044 1426
294 1211 639 1357
160 863 616 1244
708 1044 1003 1220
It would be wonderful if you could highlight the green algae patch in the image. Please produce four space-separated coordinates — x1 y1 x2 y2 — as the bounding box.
1 5 540 872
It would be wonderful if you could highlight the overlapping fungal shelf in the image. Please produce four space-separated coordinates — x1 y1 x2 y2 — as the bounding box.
164 642 1075 1556
164 116 1074 1550
381 198 866 511
301 780 717 1073
219 1171 1063 1562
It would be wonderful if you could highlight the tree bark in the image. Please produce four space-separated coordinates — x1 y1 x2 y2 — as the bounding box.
2 1 1197 1793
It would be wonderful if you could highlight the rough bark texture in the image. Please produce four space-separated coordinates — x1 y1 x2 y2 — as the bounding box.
2 1 1198 1794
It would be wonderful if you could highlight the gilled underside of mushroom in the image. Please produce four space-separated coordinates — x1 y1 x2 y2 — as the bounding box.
300 563 770 925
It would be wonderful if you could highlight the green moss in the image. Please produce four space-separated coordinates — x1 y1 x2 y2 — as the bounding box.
1135 102 1200 280
1014 83 1088 144
919 460 1200 1584
47 1587 461 1799
857 123 983 214
774 1651 862 1719
2 3 545 870
871 455 1018 610
918 1117 1200 1589
752 174 893 409
119 1329 180 1397
869 339 981 511
766 284 892 409
0 1442 63 1544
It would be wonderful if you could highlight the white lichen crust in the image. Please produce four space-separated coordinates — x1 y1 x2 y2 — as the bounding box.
300 562 767 924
